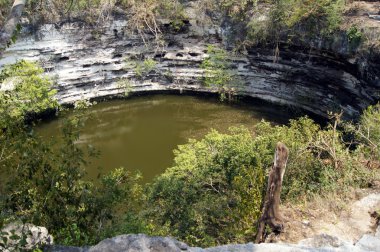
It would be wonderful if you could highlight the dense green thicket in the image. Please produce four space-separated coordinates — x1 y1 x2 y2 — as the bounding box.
145 128 265 246
0 60 57 128
144 114 379 246
0 61 143 249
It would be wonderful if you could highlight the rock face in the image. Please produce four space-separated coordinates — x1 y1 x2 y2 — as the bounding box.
0 9 379 119
45 233 380 252
1 222 53 251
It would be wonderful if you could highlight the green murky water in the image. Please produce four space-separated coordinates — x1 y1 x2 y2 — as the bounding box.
36 95 293 182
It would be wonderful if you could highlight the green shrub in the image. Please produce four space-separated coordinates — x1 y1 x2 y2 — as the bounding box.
0 60 58 193
117 78 133 97
285 0 344 34
349 103 380 163
146 116 376 247
254 116 373 199
0 61 144 246
347 25 363 47
134 59 157 78
200 45 240 101
1 114 144 246
0 60 58 129
146 127 266 247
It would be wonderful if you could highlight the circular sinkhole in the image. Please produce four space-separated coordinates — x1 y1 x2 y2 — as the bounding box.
36 94 297 182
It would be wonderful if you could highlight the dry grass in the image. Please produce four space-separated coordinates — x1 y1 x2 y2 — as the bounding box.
268 185 380 244
343 1 380 50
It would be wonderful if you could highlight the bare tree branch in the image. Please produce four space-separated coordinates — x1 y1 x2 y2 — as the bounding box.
255 142 289 243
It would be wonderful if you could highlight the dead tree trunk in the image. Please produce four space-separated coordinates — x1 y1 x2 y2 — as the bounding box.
255 142 289 243
0 0 27 53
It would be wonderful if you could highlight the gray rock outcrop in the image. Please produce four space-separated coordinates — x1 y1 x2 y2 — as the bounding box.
0 3 379 119
45 233 380 252
1 222 53 251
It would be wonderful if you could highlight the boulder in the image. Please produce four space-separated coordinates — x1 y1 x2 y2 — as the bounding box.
1 222 53 251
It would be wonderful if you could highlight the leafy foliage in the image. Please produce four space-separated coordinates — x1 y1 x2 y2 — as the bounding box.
0 60 58 193
248 0 345 45
0 61 144 246
347 103 380 165
134 58 157 78
347 25 362 47
0 60 58 129
200 45 240 101
282 0 344 35
145 115 378 247
254 116 373 199
117 78 133 97
1 111 144 246
146 127 265 246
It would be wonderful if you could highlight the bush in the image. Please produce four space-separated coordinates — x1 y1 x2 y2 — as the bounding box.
200 45 240 101
145 128 266 247
347 25 363 47
0 60 58 193
134 58 157 78
145 116 377 247
0 109 144 246
0 60 58 129
254 116 372 199
348 103 380 165
0 61 144 246
1 113 145 245
283 0 344 35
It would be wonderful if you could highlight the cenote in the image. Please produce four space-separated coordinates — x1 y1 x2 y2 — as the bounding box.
37 94 296 182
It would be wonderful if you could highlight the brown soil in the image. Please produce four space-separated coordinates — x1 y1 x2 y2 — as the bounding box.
268 184 380 244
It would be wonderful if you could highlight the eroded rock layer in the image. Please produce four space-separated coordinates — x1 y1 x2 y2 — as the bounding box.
1 17 379 119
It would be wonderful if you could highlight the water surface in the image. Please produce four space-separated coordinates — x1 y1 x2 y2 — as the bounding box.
37 95 293 181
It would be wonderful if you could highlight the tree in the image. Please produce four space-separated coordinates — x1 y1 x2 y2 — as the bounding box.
146 128 266 247
255 142 289 243
0 0 26 53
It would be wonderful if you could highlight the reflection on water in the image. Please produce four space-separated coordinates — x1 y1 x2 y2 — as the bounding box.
36 95 294 182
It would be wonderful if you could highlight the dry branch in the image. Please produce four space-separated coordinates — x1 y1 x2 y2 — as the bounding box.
255 142 289 243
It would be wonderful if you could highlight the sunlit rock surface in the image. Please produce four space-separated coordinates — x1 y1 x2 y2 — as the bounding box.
0 6 379 119
1 223 53 251
45 232 380 252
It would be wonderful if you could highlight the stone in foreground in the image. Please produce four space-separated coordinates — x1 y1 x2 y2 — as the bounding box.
46 233 380 252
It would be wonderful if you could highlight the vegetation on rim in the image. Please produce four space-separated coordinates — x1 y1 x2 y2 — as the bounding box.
1 0 374 51
200 45 240 101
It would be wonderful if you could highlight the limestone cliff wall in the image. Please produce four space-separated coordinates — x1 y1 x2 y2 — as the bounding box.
0 15 379 119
